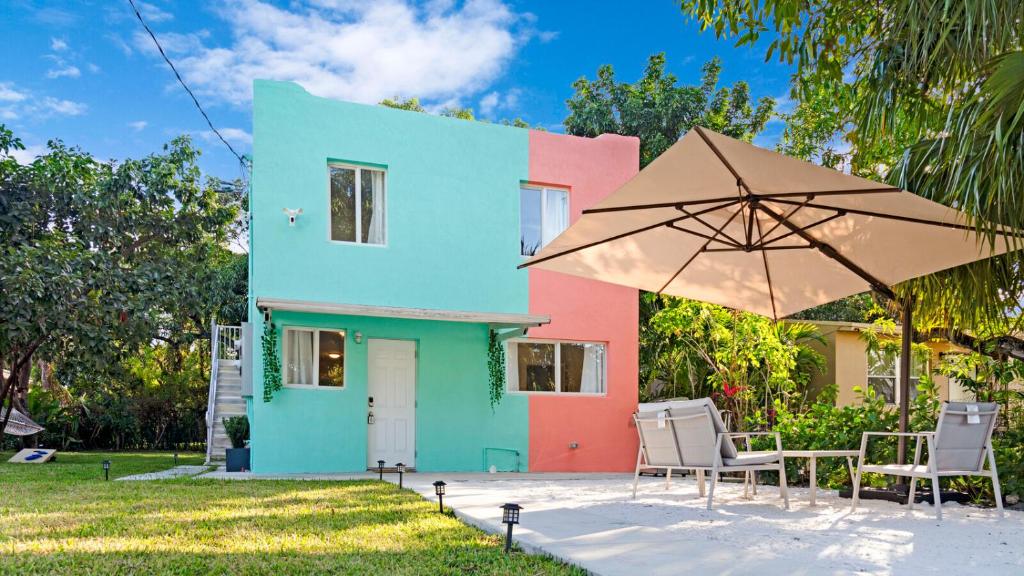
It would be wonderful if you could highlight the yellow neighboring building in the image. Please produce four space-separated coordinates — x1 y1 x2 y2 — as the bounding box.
804 320 975 407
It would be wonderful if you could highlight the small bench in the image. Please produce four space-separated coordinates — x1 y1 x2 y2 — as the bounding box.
782 450 860 505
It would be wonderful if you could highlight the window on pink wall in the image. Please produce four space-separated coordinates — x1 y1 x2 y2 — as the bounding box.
520 185 568 256
506 339 606 394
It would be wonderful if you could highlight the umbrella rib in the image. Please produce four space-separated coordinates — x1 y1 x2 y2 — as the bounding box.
582 195 741 215
677 206 746 247
758 196 814 244
518 200 740 269
753 205 779 321
666 222 743 248
761 212 845 247
693 126 753 196
767 198 1024 238
757 203 897 299
657 204 745 294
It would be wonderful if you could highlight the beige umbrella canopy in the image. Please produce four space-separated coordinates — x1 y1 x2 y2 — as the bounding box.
522 127 1017 320
521 127 1019 461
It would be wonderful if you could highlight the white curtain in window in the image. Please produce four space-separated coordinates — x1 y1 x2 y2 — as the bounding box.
542 189 568 245
288 330 314 385
580 344 602 393
366 170 385 244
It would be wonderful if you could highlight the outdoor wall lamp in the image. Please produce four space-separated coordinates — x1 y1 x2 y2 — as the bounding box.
433 480 447 513
354 331 363 344
500 503 522 553
282 207 303 226
377 459 385 481
396 462 405 488
102 459 111 481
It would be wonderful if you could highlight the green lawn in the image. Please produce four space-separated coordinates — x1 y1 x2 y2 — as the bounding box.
0 452 582 575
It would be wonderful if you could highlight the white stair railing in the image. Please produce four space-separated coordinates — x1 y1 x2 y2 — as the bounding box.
205 321 220 464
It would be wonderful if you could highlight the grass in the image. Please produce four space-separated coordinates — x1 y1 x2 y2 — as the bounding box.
0 452 583 575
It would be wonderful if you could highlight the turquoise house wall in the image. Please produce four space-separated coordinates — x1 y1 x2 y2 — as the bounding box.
248 81 531 473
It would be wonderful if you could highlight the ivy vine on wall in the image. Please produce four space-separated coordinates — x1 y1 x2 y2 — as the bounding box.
487 331 506 410
262 321 282 402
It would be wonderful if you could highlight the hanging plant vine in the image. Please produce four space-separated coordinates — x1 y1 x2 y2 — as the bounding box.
262 321 282 402
487 331 506 410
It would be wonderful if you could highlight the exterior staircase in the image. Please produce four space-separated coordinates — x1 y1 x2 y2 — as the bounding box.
206 324 246 464
207 360 244 462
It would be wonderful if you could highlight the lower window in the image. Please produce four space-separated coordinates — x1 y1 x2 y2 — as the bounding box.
283 327 346 388
506 339 606 394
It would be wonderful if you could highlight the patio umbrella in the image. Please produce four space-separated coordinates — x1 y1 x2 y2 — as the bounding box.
521 126 1019 460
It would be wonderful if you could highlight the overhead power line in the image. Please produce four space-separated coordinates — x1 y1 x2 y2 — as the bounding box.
127 0 251 173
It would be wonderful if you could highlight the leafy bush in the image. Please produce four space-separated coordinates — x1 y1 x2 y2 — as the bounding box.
223 415 249 450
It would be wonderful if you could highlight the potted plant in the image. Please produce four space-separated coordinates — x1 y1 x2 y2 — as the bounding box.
223 415 250 472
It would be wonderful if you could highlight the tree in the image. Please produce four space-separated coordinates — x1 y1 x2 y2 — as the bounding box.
379 97 537 129
0 125 241 436
564 54 775 167
679 0 1024 335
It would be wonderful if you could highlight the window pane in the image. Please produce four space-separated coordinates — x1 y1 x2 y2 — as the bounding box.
560 342 605 393
318 330 345 387
516 342 555 392
361 169 385 244
542 188 568 245
285 330 314 385
868 377 896 403
330 167 356 242
520 187 542 256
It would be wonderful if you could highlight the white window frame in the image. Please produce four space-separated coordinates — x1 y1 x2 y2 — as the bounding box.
282 326 347 389
866 348 928 404
519 184 569 257
327 162 388 247
505 338 607 396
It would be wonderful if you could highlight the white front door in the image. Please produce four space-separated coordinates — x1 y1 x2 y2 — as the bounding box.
367 339 416 468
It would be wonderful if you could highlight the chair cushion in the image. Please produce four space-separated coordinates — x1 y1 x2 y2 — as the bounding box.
722 451 780 466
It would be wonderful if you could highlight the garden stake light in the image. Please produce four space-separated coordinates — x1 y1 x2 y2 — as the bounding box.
396 462 405 488
377 459 385 481
433 480 446 513
102 460 111 481
500 503 521 553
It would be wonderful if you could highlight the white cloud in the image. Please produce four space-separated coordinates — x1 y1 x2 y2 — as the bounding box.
200 127 252 146
136 0 532 107
7 143 50 165
51 37 68 51
87 63 101 74
138 1 175 23
46 64 81 79
128 120 148 131
0 82 27 102
477 88 520 117
39 97 87 116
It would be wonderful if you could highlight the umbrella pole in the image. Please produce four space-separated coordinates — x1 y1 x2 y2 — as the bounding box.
897 296 912 464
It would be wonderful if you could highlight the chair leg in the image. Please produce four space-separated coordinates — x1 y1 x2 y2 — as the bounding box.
706 465 719 511
907 476 917 510
665 468 672 490
988 445 1004 518
744 471 750 499
696 469 706 497
778 463 790 510
752 471 757 496
632 447 643 499
931 472 943 521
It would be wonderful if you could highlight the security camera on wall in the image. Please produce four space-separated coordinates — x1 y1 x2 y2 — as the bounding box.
283 208 303 226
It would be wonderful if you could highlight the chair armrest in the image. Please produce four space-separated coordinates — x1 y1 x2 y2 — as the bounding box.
862 431 933 438
722 431 778 437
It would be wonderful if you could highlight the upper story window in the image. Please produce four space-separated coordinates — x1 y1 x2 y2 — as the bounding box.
520 185 568 256
330 164 386 245
867 348 927 404
506 338 606 395
284 327 346 388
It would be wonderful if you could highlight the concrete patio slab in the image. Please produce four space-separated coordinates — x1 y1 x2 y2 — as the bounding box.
117 465 210 481
172 468 1023 575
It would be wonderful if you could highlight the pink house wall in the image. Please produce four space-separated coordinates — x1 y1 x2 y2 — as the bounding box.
526 130 641 472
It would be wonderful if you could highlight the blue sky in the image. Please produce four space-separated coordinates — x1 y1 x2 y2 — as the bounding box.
0 0 794 180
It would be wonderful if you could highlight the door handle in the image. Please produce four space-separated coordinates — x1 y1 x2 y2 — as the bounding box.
367 412 375 425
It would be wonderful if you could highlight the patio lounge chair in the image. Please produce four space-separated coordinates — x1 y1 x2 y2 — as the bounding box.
851 401 1002 520
632 398 789 510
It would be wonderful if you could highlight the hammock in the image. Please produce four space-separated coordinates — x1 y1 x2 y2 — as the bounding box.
1 407 44 436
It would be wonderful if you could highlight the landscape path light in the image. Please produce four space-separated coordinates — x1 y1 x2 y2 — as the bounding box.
500 503 521 553
433 480 447 513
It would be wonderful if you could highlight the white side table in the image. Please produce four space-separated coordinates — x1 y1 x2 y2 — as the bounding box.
782 450 860 505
